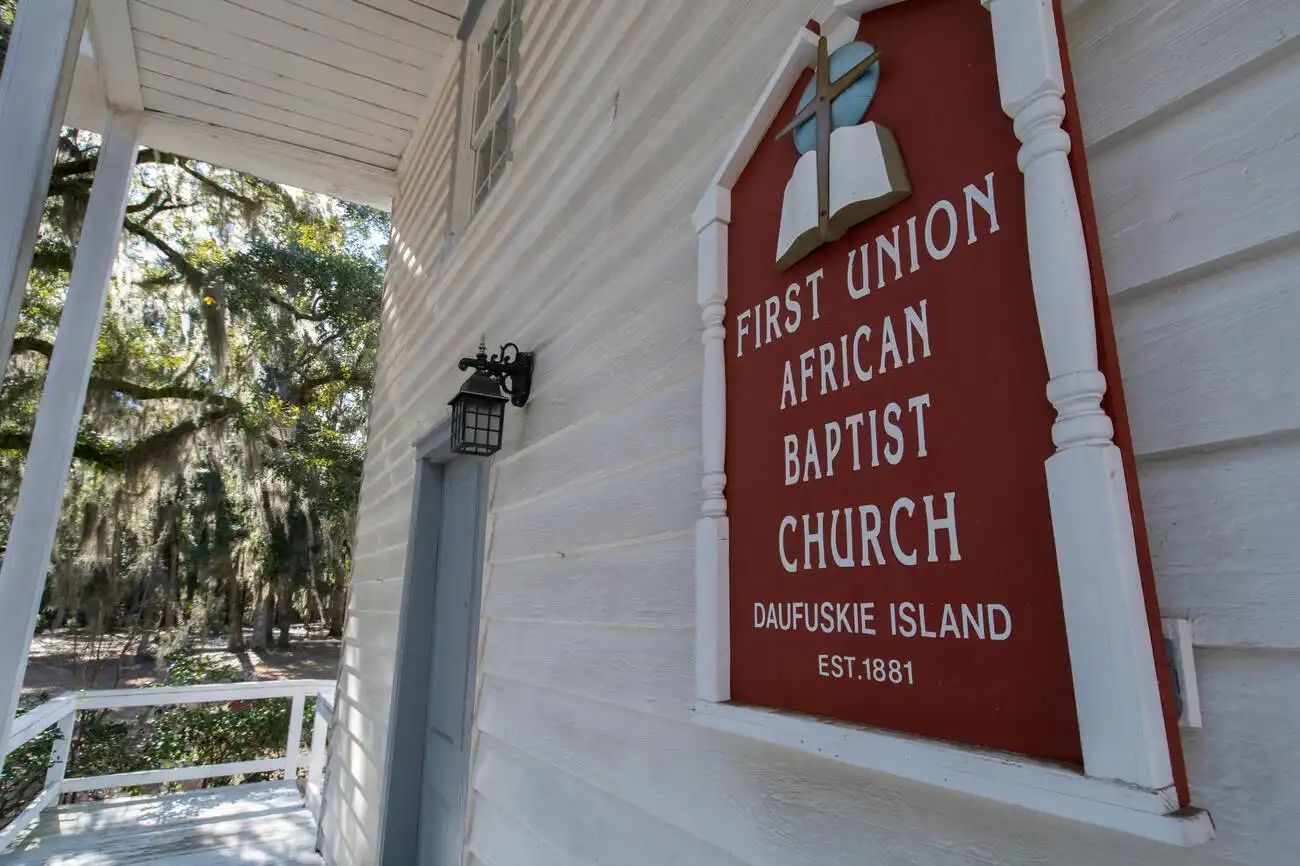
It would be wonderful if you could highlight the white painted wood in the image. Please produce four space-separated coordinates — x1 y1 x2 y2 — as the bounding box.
4 695 76 758
285 690 307 782
0 111 139 760
88 0 144 112
132 32 419 130
133 0 431 96
0 784 61 853
62 758 285 793
2 680 333 849
981 0 1173 788
127 1 425 112
137 72 409 154
74 678 336 709
5 782 322 864
1064 0 1299 149
477 675 1241 866
0 0 88 379
694 701 1209 845
137 114 396 208
223 0 442 69
307 696 331 823
135 55 411 145
43 711 77 789
142 89 399 168
1087 47 1300 298
1161 618 1202 729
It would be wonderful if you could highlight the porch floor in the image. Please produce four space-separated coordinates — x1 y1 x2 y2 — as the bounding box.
1 783 321 865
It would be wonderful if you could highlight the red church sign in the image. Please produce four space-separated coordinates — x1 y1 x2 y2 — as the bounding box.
720 0 1161 767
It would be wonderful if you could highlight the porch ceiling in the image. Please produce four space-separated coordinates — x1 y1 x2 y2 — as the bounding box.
64 0 468 208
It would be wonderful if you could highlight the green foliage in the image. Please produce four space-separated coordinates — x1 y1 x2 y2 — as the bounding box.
0 123 387 653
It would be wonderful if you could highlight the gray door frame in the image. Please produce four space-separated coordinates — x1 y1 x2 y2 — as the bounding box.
375 421 490 866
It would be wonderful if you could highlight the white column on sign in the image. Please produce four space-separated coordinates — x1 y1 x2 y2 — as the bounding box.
0 112 141 757
0 0 90 376
981 0 1173 790
694 186 731 703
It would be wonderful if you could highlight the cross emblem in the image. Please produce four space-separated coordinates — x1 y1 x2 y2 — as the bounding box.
776 36 882 242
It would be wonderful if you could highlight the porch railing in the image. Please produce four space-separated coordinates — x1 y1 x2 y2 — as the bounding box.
0 678 335 852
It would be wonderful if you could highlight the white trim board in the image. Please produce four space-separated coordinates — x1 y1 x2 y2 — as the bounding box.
694 701 1210 846
690 0 1211 845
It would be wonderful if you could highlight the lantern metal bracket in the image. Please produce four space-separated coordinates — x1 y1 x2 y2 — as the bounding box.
457 341 534 407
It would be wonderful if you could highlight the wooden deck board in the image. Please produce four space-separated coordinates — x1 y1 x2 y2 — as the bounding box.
2 783 322 865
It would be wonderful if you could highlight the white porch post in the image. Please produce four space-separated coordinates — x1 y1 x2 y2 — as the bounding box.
0 0 90 376
0 111 140 756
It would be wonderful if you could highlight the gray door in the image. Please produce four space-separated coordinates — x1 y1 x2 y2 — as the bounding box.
415 457 485 865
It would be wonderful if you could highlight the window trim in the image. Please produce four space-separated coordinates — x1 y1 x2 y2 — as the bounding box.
451 0 521 231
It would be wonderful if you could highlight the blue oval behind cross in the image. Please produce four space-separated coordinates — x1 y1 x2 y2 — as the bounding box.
794 41 880 154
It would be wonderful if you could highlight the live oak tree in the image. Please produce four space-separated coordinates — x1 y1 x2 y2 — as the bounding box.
0 10 385 666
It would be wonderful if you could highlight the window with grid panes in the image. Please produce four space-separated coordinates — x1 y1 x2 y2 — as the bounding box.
470 0 520 212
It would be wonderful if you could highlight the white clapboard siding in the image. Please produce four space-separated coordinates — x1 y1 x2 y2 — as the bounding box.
324 0 1300 864
1067 0 1300 149
467 792 583 866
473 736 750 866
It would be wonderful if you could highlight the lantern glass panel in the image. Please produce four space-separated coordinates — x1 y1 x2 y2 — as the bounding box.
451 391 506 455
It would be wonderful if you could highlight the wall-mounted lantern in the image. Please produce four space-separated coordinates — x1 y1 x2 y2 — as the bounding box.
449 341 534 456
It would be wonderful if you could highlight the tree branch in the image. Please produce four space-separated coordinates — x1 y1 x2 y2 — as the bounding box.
298 369 372 403
11 337 236 409
51 147 177 180
266 293 328 322
178 161 259 210
124 220 207 289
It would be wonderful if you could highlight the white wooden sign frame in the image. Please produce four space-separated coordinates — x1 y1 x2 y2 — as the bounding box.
690 0 1212 845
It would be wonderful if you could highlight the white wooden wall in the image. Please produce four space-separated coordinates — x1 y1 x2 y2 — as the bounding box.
323 1 1300 864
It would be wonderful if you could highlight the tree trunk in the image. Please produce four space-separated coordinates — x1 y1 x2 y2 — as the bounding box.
226 572 244 652
251 588 272 651
275 575 293 649
327 580 346 639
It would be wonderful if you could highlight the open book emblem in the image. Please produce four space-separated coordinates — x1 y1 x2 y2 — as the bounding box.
775 35 912 272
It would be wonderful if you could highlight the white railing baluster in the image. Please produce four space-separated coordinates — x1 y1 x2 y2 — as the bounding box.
2 678 335 854
284 689 306 784
43 707 76 789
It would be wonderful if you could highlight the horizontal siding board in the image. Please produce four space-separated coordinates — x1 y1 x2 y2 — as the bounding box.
1115 240 1300 456
1140 438 1300 649
1089 48 1300 295
1065 0 1300 148
485 535 694 628
1180 648 1300 864
474 737 748 866
489 451 697 563
356 0 461 34
480 620 694 719
467 793 582 866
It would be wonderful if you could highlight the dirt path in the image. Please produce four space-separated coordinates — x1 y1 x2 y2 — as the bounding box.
22 627 341 696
